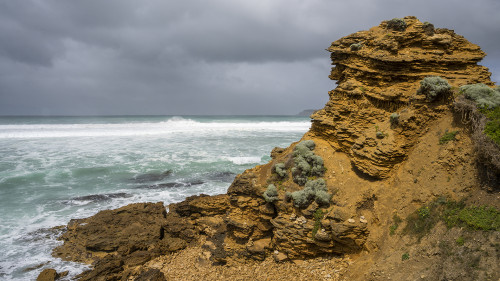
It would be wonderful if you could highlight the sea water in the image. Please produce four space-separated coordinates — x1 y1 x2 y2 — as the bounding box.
0 115 310 280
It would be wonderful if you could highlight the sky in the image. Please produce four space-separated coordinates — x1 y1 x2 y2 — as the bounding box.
0 0 499 116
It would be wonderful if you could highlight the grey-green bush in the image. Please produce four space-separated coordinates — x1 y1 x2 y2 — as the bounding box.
387 18 407 31
274 162 287 178
291 140 324 185
290 179 332 208
263 184 279 203
417 76 451 102
390 113 400 126
460 83 500 109
350 43 362 51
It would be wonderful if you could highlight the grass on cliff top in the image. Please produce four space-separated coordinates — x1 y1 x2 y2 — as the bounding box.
402 197 500 239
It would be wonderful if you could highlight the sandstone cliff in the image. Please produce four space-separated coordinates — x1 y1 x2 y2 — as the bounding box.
50 17 499 281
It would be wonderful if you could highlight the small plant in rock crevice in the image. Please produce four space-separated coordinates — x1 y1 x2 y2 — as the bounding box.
263 184 279 203
389 214 402 235
439 130 459 145
312 209 326 238
350 43 362 51
390 113 400 126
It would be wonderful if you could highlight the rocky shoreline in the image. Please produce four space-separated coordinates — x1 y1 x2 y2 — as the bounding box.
41 17 499 281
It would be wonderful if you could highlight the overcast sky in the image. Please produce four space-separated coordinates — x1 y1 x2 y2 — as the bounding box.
0 0 499 116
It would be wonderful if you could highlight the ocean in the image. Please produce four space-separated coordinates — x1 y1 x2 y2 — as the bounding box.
0 115 311 280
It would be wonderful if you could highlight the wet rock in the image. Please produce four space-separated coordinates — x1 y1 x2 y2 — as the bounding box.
77 256 124 281
53 202 167 264
71 192 132 201
130 170 172 183
137 180 204 189
207 171 237 182
36 269 57 281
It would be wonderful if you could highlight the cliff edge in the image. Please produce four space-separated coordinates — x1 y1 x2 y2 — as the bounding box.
50 17 499 281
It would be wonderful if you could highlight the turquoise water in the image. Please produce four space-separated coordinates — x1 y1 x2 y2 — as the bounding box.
0 115 310 280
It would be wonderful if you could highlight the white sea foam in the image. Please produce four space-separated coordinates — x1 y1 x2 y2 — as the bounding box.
224 156 262 165
0 117 311 139
0 115 309 280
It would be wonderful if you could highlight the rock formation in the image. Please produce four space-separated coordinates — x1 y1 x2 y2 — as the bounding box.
311 16 491 178
51 17 499 280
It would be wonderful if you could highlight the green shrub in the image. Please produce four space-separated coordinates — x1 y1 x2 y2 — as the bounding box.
273 162 287 178
439 130 459 145
263 184 279 203
387 18 407 31
404 198 500 240
484 107 500 145
460 83 500 109
312 209 326 238
291 140 325 185
444 205 500 231
290 179 332 208
402 252 410 261
390 113 400 126
417 76 451 102
350 43 362 51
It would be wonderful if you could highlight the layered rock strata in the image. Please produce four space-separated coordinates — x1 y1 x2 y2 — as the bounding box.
51 17 496 280
311 16 492 178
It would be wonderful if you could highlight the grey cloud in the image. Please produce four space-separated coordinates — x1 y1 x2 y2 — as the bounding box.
0 0 499 116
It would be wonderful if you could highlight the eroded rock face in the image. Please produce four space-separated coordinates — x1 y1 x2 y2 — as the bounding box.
51 17 495 280
311 16 491 178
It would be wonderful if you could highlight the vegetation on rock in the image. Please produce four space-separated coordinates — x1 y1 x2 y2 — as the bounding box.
311 209 326 238
459 83 500 146
386 18 407 31
273 162 287 178
417 76 451 102
454 85 500 187
350 43 362 51
403 198 500 239
484 107 500 145
460 83 500 109
291 140 325 185
389 214 402 235
289 179 332 208
263 184 279 203
439 130 459 145
390 113 399 126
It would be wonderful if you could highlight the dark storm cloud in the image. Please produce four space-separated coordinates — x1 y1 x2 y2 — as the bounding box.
0 0 499 115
